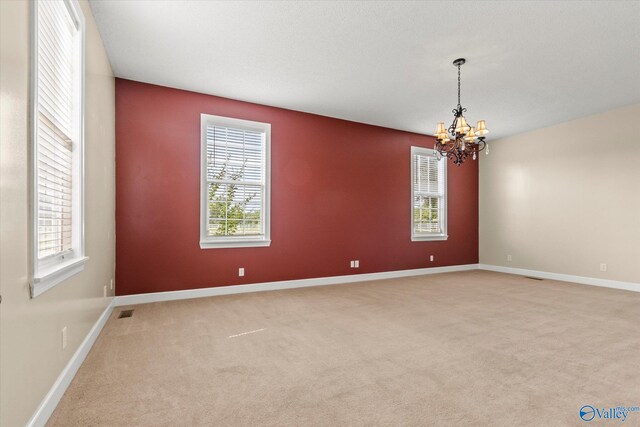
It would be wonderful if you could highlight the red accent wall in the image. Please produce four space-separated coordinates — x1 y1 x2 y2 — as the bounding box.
115 79 478 296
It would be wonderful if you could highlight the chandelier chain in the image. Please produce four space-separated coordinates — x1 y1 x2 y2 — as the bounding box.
457 64 461 106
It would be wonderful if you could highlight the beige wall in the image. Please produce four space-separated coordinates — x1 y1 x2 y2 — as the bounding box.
480 103 640 283
0 1 115 425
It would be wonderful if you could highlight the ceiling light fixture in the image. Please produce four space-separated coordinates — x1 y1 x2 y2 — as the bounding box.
433 58 489 166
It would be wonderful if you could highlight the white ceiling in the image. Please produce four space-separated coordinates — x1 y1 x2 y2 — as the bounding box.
89 1 640 140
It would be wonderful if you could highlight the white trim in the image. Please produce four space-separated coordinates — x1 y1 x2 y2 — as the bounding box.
411 235 448 242
114 264 480 306
200 239 271 249
26 299 114 427
31 256 89 298
115 264 640 307
410 146 448 241
200 114 271 249
478 264 640 293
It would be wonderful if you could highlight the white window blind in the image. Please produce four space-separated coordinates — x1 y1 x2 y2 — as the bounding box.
31 0 85 297
200 114 271 248
411 147 447 240
36 0 79 259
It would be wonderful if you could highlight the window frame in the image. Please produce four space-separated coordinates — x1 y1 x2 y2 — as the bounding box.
30 0 87 298
199 114 271 249
410 146 448 242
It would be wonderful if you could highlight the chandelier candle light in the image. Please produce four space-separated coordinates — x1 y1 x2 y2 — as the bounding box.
433 58 489 166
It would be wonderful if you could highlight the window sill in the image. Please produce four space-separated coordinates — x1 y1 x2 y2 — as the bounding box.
200 239 271 249
412 234 449 242
31 256 88 298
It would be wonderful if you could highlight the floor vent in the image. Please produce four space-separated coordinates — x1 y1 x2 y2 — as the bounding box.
118 309 134 319
524 276 544 281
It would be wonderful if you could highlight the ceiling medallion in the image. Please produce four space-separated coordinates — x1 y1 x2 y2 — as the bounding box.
433 58 489 166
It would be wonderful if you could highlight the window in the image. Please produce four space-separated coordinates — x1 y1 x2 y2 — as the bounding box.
31 0 86 297
200 114 271 248
411 146 447 241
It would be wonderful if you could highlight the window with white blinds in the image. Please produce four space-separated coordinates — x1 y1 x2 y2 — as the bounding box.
411 146 448 241
200 114 271 248
31 0 85 296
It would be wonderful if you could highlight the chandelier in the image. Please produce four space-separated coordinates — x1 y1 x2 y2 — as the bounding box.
433 58 489 166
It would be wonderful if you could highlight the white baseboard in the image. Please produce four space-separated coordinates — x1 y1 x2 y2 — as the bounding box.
27 299 115 427
114 264 480 306
478 264 640 293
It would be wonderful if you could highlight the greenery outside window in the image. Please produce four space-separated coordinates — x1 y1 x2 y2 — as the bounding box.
411 146 447 241
200 114 271 248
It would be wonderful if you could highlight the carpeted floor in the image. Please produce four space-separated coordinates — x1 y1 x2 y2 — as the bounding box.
47 270 640 426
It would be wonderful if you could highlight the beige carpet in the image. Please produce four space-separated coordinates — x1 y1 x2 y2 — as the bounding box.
48 271 640 426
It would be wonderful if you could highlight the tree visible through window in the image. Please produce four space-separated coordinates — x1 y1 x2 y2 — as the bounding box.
200 115 271 248
207 156 260 236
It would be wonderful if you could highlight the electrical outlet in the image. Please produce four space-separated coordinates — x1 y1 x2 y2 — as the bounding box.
600 263 607 272
238 267 245 277
61 327 67 350
507 254 513 262
103 285 107 297
110 279 114 290
430 255 434 262
354 260 359 268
